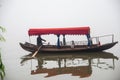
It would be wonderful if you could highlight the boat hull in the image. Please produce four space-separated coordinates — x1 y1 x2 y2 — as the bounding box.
19 41 118 53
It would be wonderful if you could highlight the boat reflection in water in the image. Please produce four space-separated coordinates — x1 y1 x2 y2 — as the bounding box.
20 52 118 78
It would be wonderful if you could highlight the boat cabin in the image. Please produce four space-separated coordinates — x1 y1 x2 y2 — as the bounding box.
28 27 92 48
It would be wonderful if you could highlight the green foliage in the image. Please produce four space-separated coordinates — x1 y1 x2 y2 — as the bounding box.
0 53 5 80
0 26 5 80
0 26 6 42
0 35 5 42
0 26 6 32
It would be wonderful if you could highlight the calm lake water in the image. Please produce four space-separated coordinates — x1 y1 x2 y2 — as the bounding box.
1 40 120 80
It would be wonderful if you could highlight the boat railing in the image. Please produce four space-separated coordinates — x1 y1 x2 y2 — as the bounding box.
43 34 114 46
66 41 88 45
65 34 114 46
90 34 114 45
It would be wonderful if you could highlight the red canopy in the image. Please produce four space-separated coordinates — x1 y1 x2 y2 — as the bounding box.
28 27 90 36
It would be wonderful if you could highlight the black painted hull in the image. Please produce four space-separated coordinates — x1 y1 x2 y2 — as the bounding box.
19 41 118 53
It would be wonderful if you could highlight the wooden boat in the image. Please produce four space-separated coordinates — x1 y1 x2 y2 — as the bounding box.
19 27 118 53
19 41 118 53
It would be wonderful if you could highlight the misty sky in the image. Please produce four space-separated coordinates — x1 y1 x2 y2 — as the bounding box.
0 0 120 48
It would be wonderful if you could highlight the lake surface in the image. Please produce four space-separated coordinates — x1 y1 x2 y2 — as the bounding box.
1 42 120 80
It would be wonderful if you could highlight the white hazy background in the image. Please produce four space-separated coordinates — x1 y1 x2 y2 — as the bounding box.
0 0 120 51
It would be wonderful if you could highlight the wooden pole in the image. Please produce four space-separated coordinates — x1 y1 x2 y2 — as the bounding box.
112 34 114 43
29 36 31 43
32 45 42 57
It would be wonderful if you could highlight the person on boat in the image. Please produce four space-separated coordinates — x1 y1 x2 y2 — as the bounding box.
37 35 46 46
71 40 75 48
98 41 101 46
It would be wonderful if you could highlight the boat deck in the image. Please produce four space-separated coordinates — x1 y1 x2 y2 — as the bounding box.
40 45 98 52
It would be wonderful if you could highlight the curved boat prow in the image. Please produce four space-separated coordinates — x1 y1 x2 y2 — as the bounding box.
109 41 118 48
